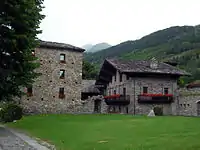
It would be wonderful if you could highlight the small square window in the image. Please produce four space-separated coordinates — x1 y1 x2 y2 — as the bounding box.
59 70 65 79
164 88 169 95
27 86 33 97
59 88 65 99
60 54 66 63
143 87 148 94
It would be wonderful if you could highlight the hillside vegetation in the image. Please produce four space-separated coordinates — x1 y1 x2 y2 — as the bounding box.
84 25 200 84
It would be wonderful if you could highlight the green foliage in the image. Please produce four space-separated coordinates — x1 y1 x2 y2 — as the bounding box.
0 102 23 123
0 0 45 101
85 25 200 85
82 60 98 80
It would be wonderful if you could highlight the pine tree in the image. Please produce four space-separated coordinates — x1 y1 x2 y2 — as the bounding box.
0 0 45 101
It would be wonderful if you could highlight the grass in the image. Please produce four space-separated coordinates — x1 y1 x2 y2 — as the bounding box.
7 114 200 150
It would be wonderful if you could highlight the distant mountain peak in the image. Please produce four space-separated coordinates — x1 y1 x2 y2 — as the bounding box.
83 43 112 53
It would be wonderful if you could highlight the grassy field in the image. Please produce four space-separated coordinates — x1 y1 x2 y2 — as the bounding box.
8 115 200 150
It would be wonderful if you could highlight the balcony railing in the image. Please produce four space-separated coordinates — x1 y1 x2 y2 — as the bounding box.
104 95 130 105
138 94 173 104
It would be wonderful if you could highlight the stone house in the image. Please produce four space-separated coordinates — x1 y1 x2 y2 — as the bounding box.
21 40 85 114
178 82 200 116
95 58 190 115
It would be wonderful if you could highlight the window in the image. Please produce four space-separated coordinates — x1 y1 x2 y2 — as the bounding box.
114 75 116 82
123 88 126 96
59 88 65 99
27 86 33 97
119 74 123 82
114 90 116 94
59 70 65 79
143 87 148 94
60 54 66 62
126 75 129 80
164 88 169 95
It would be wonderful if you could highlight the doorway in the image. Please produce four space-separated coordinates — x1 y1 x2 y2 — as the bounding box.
94 100 101 113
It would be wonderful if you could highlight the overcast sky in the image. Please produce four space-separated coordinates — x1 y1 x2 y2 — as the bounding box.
38 0 200 47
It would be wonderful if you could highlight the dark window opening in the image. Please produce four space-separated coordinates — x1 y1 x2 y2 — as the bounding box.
120 74 123 82
164 88 169 95
114 75 116 82
143 87 148 94
60 54 66 63
60 70 65 79
123 88 126 96
126 75 129 80
59 88 65 99
114 90 116 94
27 86 33 97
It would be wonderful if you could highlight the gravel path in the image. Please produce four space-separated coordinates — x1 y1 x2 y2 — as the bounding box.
0 127 36 150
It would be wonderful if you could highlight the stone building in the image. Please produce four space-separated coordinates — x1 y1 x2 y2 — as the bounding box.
95 58 190 115
21 41 85 114
178 82 200 116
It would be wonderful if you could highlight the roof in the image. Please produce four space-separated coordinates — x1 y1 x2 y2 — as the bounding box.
105 59 190 76
39 40 85 52
186 80 200 88
82 80 100 94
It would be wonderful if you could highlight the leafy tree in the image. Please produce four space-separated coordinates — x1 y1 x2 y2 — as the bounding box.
82 60 98 80
0 0 45 101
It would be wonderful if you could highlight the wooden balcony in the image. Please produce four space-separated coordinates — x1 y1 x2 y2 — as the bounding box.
138 94 173 104
105 95 130 105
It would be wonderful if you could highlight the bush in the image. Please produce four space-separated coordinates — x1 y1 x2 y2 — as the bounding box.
0 103 23 123
153 106 163 116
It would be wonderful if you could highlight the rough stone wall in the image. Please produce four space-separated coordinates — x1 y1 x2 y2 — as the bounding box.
20 47 83 114
178 88 200 116
133 77 178 115
106 71 178 115
80 95 107 113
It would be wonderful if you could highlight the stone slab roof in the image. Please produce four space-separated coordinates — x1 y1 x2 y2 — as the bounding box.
106 59 190 76
82 80 100 94
39 40 85 52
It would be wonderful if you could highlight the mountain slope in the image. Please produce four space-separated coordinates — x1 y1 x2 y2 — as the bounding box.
86 43 112 53
82 44 93 50
84 25 200 84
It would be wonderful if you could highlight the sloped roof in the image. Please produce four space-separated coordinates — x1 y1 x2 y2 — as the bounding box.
106 59 190 76
39 40 85 52
82 80 100 94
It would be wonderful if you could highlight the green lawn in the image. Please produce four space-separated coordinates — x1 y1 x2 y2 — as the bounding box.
8 114 200 150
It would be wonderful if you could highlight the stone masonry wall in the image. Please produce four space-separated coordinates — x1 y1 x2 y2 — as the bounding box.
106 70 178 115
178 87 200 116
20 47 83 114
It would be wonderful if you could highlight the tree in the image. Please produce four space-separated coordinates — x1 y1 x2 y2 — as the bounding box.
82 60 98 80
0 0 45 101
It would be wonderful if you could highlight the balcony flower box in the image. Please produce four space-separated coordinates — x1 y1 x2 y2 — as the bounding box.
104 94 120 99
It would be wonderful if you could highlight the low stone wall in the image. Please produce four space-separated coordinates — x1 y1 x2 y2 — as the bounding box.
178 88 200 116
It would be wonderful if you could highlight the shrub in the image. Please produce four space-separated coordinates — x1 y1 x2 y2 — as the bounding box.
0 103 23 123
153 106 163 116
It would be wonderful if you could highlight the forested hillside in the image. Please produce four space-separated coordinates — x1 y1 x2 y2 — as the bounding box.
84 25 200 84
